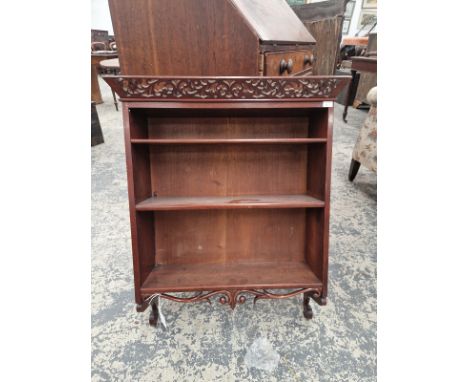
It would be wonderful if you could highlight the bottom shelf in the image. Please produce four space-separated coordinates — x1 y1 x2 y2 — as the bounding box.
140 261 321 293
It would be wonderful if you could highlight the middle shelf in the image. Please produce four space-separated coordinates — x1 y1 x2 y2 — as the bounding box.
135 194 325 211
131 138 327 144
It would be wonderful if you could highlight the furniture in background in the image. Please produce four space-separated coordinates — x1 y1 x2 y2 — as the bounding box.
99 58 120 111
104 75 350 326
91 29 109 49
339 35 368 62
342 55 377 122
292 0 349 75
352 33 377 109
340 31 377 119
91 29 116 51
91 42 107 52
91 51 118 104
349 87 377 181
108 0 316 76
366 32 377 56
91 102 104 146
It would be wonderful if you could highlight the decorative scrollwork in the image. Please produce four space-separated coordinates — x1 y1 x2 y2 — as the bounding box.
248 288 320 305
144 288 321 310
103 75 350 100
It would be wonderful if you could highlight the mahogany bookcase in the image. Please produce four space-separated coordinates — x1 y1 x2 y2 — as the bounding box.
104 75 349 326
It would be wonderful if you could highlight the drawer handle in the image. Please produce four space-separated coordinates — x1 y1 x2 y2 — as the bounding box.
304 55 314 66
279 58 294 74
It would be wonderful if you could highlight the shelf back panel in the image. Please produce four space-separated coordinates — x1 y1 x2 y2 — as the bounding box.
149 144 308 197
153 209 307 265
148 115 309 140
130 108 329 140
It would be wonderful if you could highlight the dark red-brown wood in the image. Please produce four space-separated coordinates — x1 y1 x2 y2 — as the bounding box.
292 0 349 76
141 261 322 293
342 56 377 122
108 0 315 77
136 194 325 211
107 75 349 323
103 75 351 101
91 52 118 104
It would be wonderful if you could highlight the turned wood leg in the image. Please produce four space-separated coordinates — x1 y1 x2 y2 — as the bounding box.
303 294 314 320
149 301 159 327
91 63 103 104
343 104 349 124
343 70 359 123
111 89 119 111
348 159 361 181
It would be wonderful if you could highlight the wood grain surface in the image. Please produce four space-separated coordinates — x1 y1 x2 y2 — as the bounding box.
136 194 325 211
141 260 322 293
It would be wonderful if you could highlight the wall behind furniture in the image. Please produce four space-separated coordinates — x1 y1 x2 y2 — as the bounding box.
346 0 361 36
92 0 113 34
346 0 378 38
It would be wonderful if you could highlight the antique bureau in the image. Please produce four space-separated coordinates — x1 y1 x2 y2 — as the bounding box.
108 0 317 77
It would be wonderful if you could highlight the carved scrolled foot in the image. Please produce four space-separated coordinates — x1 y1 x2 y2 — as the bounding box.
136 302 149 312
312 294 327 306
149 302 158 327
303 294 314 320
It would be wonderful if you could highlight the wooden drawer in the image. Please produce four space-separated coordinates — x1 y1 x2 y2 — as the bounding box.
264 50 314 76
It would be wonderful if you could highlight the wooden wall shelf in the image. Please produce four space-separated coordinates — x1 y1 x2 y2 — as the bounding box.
104 75 350 325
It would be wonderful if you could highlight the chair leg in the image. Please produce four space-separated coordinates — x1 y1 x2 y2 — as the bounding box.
348 159 361 181
112 89 119 111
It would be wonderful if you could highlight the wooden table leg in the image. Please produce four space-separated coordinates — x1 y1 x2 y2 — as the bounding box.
342 69 359 123
91 102 104 146
111 89 119 111
91 63 103 104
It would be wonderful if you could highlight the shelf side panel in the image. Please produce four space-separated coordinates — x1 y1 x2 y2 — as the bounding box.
307 108 329 200
305 208 324 281
124 106 155 304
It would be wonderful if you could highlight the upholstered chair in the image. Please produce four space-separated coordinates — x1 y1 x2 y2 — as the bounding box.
348 87 377 181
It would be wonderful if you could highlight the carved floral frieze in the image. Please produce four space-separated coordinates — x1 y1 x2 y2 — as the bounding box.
104 76 349 100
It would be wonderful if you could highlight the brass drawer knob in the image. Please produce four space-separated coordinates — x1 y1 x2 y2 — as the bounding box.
304 55 314 66
280 58 294 74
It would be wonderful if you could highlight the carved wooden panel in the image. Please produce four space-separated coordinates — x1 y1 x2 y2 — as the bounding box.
141 287 321 310
103 76 351 100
